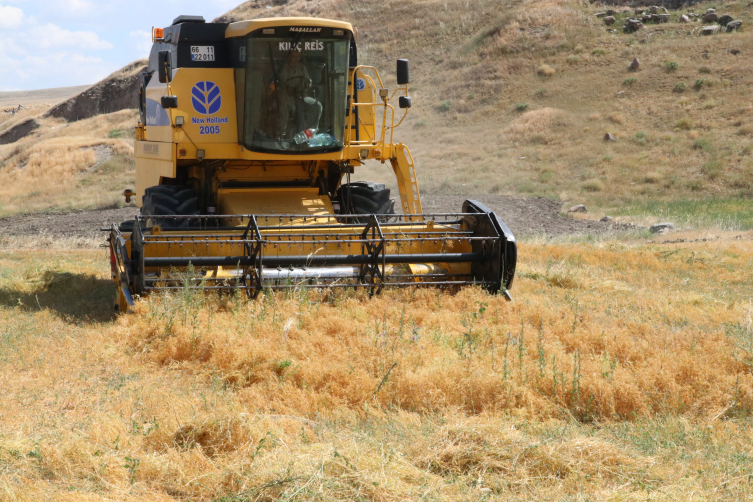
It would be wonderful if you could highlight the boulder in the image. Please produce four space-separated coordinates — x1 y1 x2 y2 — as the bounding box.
702 12 718 22
604 16 616 25
650 6 658 13
595 12 606 17
635 8 644 15
600 216 614 222
0 118 40 145
604 133 618 141
629 57 641 71
624 19 645 33
568 204 587 213
706 8 716 14
727 20 742 31
606 9 616 15
658 14 670 23
718 14 734 25
701 24 720 35
680 14 690 23
650 222 675 234
660 6 669 14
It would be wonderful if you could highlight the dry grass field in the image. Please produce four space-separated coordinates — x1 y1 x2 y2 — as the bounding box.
1 234 753 500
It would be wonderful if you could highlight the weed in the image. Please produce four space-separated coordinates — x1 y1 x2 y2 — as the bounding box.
694 78 708 89
592 48 606 56
664 60 679 72
413 119 427 128
567 55 579 64
514 102 529 112
673 81 687 93
108 129 123 138
623 77 637 87
701 159 722 179
581 178 605 192
437 100 451 112
699 66 712 74
630 131 649 145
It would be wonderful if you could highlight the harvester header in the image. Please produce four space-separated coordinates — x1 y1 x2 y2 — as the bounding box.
108 14 516 311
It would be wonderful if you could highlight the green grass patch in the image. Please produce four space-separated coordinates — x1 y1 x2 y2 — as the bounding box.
615 198 753 231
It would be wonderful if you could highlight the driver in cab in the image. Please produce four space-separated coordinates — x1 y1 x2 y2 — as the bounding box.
277 49 322 139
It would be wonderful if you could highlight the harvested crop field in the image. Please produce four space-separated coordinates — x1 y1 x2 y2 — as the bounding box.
1 235 752 500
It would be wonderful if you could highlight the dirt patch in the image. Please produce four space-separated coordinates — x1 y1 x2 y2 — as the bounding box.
0 195 630 241
0 207 138 240
422 193 635 237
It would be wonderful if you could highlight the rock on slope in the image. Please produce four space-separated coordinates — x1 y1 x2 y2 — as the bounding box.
44 60 147 122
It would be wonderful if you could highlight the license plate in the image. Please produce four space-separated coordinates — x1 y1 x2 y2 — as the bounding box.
191 46 215 62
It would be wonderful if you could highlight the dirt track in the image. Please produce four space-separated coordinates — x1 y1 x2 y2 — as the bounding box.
0 195 631 241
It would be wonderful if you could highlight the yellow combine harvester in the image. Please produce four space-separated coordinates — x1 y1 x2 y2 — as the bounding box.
108 15 516 311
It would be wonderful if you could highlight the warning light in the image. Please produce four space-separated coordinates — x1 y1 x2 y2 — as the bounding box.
153 27 164 42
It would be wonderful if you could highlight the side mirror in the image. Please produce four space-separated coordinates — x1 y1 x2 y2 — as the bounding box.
399 96 412 109
397 59 409 85
158 50 172 84
161 96 178 108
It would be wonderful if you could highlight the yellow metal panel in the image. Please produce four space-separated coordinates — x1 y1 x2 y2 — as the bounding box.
217 187 333 224
135 141 175 207
226 18 354 38
353 70 376 144
170 68 239 145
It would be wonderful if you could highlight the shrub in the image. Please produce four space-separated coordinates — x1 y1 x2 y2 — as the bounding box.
738 124 753 136
534 87 548 98
630 131 649 145
694 78 708 89
567 55 579 65
673 81 687 93
703 100 717 109
674 117 694 130
108 129 123 138
413 119 427 129
699 66 712 74
591 48 606 56
467 92 475 100
693 138 713 151
701 159 722 179
665 61 679 72
438 100 451 112
537 64 556 77
581 178 605 192
514 102 529 112
623 77 637 87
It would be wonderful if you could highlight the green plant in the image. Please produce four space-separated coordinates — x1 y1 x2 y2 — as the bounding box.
467 92 475 100
623 77 637 87
673 81 687 93
567 55 579 64
514 102 529 112
699 66 712 74
438 100 451 112
693 138 714 152
630 131 649 145
537 64 556 77
413 119 427 129
694 78 708 89
665 61 679 72
591 48 606 56
701 159 722 179
108 129 123 138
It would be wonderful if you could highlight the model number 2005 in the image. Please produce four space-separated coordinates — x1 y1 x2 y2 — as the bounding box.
199 125 220 135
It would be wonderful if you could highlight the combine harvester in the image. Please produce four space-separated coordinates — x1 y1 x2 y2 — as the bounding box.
109 15 516 311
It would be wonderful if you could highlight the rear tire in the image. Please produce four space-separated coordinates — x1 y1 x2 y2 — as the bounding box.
141 185 200 228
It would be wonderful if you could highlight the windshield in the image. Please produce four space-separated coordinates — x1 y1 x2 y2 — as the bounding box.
243 36 349 154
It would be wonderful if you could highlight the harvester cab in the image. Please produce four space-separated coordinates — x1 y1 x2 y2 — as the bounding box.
109 15 517 311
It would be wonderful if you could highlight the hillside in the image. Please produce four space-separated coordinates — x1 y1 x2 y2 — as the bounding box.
1 0 753 228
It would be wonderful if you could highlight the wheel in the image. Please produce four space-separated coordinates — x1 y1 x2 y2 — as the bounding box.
141 185 200 229
337 182 396 221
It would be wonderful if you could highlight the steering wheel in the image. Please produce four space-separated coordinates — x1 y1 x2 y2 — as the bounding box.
285 76 312 92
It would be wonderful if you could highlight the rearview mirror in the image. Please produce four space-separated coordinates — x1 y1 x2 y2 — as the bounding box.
399 96 412 109
397 59 409 85
158 50 172 83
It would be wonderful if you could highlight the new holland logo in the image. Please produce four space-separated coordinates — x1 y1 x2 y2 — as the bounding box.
191 81 222 115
